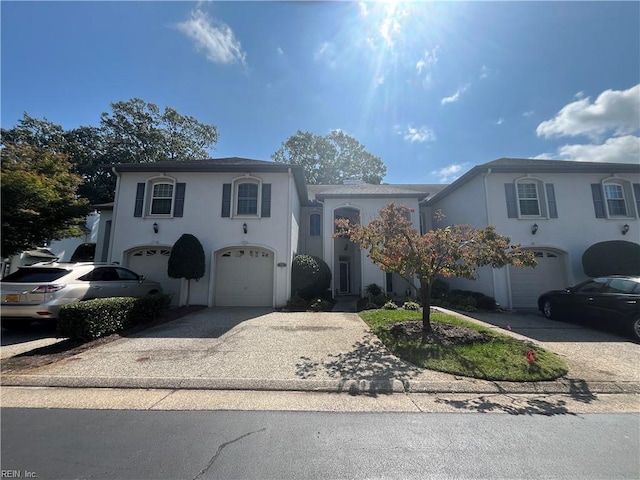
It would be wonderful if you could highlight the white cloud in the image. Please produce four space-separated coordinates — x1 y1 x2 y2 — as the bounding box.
496 118 504 125
479 65 490 79
536 84 640 139
523 110 534 117
176 8 246 66
359 2 369 17
441 84 470 105
555 135 640 163
277 47 284 55
416 46 439 75
432 163 469 183
396 124 436 143
314 42 338 68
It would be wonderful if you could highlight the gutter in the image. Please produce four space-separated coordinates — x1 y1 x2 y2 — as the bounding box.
109 167 122 263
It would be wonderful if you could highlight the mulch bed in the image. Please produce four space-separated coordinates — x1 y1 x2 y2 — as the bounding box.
1 305 206 374
386 320 494 346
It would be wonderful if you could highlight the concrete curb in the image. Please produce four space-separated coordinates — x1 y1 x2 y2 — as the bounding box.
3 375 639 395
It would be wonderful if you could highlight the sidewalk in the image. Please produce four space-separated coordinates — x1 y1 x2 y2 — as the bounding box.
2 307 639 395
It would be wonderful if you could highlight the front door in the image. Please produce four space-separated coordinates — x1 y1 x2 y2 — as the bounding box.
339 259 350 294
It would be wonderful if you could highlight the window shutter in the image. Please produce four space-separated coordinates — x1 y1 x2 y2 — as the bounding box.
261 184 271 217
504 183 518 218
174 183 186 217
134 183 145 217
222 183 231 217
591 184 606 218
633 183 640 218
545 184 558 218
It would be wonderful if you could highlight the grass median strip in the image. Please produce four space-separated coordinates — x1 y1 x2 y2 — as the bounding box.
359 309 568 382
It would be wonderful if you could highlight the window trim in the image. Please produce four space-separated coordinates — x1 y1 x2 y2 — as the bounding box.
231 176 262 218
594 177 637 219
516 180 542 217
603 181 628 217
144 176 177 218
309 212 321 236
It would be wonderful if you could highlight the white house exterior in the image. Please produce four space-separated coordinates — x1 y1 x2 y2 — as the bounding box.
104 156 640 310
427 158 640 309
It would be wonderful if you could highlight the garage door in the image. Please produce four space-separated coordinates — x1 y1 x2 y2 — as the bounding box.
127 247 181 305
215 248 274 306
510 250 567 308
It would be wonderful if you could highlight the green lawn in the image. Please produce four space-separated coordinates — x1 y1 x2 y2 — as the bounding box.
359 309 568 382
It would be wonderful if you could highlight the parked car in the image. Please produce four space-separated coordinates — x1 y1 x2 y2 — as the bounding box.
1 262 162 329
538 276 640 341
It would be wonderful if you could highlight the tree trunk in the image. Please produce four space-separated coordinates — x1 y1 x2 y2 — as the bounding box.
419 279 433 343
185 279 191 307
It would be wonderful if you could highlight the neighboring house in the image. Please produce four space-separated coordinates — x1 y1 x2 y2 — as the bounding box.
426 158 640 309
104 157 640 310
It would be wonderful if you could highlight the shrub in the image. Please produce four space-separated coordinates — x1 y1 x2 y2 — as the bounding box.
291 255 332 301
371 293 388 308
365 283 383 297
402 301 421 311
286 295 310 312
383 301 398 310
430 278 449 299
310 298 333 312
449 289 497 310
57 293 170 341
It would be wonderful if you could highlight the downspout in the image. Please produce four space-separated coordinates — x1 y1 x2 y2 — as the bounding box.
109 167 122 264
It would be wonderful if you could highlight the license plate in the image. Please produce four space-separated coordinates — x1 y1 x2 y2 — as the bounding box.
4 294 19 302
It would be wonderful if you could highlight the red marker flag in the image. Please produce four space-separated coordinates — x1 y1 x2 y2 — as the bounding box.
526 350 535 364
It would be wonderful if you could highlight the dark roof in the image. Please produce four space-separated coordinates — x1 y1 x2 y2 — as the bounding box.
428 157 640 205
91 202 114 210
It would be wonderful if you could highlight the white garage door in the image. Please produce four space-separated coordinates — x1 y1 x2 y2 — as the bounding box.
127 248 181 305
510 250 567 308
215 248 274 307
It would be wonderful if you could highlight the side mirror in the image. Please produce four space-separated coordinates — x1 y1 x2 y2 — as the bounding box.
139 275 146 283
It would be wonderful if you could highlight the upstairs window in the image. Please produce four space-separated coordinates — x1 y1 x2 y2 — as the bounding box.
604 183 627 216
517 182 540 216
237 182 258 215
310 213 321 236
151 183 174 215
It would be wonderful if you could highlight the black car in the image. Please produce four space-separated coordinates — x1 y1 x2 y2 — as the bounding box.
538 276 640 341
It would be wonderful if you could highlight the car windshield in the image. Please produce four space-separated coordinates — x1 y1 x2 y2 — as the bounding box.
1 268 70 283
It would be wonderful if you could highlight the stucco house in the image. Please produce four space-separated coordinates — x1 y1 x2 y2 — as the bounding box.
103 157 640 310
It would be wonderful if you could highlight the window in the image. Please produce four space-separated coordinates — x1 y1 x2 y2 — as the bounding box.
604 183 627 216
151 183 174 215
222 178 271 218
517 182 540 216
310 213 321 236
607 278 638 294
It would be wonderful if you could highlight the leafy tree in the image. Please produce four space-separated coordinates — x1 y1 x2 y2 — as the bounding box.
336 203 536 342
272 129 386 184
167 234 206 306
291 254 332 300
1 143 89 257
582 241 640 277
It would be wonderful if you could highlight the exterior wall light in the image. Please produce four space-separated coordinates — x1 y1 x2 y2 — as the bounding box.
531 223 538 235
622 224 630 235
243 223 248 234
153 222 159 234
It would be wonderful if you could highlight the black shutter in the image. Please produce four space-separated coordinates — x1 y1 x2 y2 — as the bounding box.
591 184 606 218
261 184 271 217
633 184 640 218
222 183 231 217
545 184 558 218
174 183 186 217
504 183 518 218
134 183 145 217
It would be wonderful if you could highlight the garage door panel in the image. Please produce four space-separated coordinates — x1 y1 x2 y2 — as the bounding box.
510 250 566 308
215 248 273 307
127 247 181 305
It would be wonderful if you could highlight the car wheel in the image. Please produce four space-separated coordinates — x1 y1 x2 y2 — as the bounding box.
541 299 556 320
630 318 640 343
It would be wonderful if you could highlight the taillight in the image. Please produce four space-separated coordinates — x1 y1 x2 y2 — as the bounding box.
31 284 65 293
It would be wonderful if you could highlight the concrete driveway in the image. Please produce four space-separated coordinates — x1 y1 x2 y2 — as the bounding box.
458 309 640 384
3 307 639 394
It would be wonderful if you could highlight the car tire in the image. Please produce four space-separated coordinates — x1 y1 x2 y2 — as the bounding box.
630 318 640 343
541 299 556 320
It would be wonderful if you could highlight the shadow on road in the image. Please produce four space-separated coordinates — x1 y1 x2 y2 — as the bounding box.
1 321 57 347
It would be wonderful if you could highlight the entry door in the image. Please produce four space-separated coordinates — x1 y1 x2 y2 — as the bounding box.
339 260 350 294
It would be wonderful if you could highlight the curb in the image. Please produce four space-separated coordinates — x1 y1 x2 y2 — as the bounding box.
3 375 639 395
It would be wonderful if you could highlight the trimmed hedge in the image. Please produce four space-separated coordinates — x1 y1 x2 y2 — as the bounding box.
291 254 332 301
57 293 171 341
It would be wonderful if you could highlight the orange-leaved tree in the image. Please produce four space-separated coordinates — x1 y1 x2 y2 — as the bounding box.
335 203 536 342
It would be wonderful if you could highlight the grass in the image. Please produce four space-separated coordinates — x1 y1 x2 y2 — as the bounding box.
359 309 568 382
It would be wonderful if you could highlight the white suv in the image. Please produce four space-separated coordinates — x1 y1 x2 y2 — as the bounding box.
1 263 162 329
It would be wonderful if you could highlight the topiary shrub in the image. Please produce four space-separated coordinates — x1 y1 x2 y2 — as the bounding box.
365 283 383 297
291 254 332 301
582 241 640 277
168 233 206 306
57 293 170 341
402 301 421 311
286 295 309 312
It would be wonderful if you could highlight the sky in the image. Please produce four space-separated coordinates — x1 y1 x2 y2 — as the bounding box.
2 1 639 184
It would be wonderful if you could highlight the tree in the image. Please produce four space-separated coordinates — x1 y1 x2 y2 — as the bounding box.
582 241 640 277
272 129 386 184
1 143 89 257
336 203 536 342
167 234 206 306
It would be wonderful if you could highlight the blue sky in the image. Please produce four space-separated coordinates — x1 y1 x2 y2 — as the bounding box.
2 1 639 184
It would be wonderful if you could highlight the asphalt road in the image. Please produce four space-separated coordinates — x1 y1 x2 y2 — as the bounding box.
2 409 638 479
